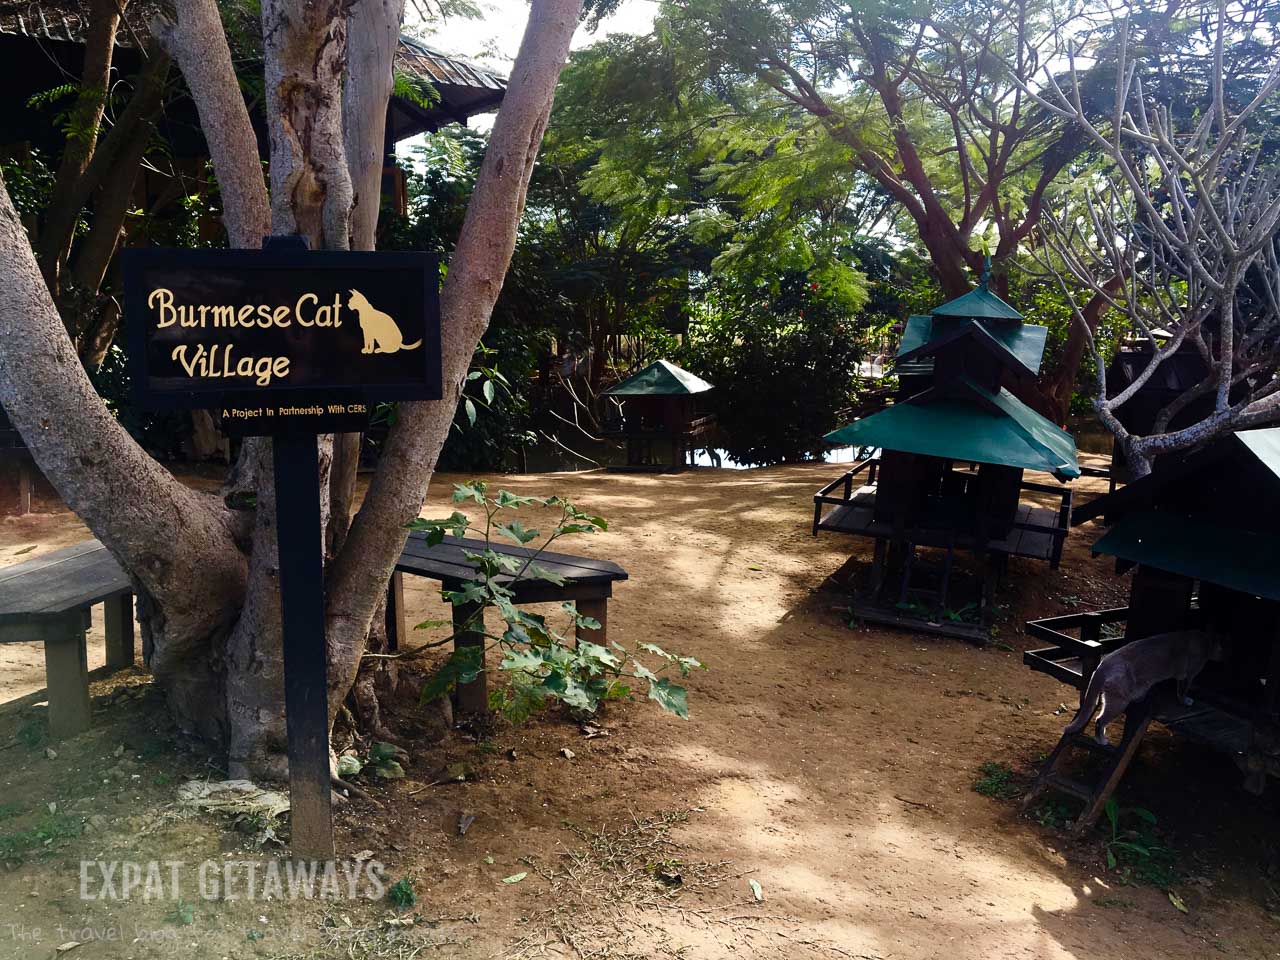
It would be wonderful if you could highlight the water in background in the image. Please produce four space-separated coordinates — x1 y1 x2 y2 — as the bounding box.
522 435 858 473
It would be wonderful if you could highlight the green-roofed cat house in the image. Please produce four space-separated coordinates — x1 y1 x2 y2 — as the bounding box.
1022 428 1280 829
813 267 1078 639
602 360 716 472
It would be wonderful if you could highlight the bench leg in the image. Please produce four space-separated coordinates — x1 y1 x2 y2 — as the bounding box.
17 462 32 515
575 597 609 647
452 601 488 717
384 571 404 653
44 618 91 739
104 593 135 670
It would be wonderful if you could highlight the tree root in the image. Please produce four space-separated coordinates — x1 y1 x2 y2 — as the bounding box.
332 774 382 808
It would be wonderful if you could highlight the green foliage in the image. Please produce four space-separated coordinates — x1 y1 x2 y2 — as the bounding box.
408 482 702 721
166 900 196 926
336 742 407 781
681 268 870 464
1101 799 1179 889
392 71 439 111
0 149 56 226
387 878 417 910
0 812 82 864
972 761 1023 801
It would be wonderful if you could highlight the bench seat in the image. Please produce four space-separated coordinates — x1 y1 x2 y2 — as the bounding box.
0 540 135 737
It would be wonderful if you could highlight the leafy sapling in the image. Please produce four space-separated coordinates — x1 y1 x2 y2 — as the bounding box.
407 481 704 721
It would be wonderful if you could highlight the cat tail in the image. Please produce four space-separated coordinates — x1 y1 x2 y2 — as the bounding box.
1064 668 1105 734
399 340 422 351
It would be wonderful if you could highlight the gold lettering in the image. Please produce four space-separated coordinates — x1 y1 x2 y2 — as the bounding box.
295 293 318 327
237 305 255 327
273 305 291 327
149 288 177 328
211 305 235 327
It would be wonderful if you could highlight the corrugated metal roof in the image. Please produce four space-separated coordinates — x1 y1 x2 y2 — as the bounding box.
1093 510 1280 601
825 380 1080 480
0 3 507 103
896 314 1048 376
603 360 713 397
930 282 1024 321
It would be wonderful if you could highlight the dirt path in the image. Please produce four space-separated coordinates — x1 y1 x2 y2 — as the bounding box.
0 464 1277 959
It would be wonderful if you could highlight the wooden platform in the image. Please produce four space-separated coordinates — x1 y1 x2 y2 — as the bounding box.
815 485 1068 563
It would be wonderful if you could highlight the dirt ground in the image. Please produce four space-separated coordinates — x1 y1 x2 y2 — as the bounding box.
0 461 1279 960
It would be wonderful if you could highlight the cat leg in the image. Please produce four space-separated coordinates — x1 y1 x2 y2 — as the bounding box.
1094 694 1123 746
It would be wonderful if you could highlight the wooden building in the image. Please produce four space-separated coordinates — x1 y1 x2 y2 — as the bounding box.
1024 428 1280 828
813 274 1078 638
0 2 507 219
602 360 716 472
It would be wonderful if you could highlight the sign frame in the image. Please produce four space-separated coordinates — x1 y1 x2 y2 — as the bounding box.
121 246 441 432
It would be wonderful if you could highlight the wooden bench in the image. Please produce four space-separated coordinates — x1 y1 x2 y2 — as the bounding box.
0 541 135 738
386 533 629 714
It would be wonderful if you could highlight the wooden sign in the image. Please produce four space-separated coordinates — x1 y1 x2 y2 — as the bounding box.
122 246 440 434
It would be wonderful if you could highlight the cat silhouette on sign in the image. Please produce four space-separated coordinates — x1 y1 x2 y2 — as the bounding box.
348 289 422 354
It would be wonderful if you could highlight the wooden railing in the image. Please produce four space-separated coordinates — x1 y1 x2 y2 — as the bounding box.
811 456 878 535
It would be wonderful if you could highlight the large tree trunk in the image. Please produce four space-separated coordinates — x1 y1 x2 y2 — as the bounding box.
37 0 125 294
0 0 584 782
0 183 247 743
322 0 585 722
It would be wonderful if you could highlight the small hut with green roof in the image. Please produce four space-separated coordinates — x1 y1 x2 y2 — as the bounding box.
602 360 716 472
813 270 1078 637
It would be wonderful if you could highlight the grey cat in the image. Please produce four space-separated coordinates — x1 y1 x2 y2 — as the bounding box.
1065 629 1222 745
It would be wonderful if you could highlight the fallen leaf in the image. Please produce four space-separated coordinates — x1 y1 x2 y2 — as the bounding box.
458 812 475 836
748 565 762 571
559 748 575 760
353 850 374 862
501 872 527 884
483 856 494 865
748 879 764 902
1168 891 1189 914
12 545 36 556
55 943 81 954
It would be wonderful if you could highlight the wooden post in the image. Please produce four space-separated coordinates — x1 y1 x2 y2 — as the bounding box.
103 593 135 670
273 433 335 862
384 571 404 652
44 614 90 739
576 597 608 647
452 601 487 716
17 461 32 515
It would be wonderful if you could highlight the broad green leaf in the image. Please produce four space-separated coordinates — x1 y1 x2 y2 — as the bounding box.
374 760 406 780
524 563 566 585
501 648 548 673
420 646 485 703
369 742 400 762
647 678 689 718
501 872 527 884
496 520 540 544
482 379 496 404
577 640 621 669
337 755 363 778
452 482 486 504
464 397 477 425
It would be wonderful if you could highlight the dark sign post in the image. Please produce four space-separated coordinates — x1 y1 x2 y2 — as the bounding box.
123 239 441 860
